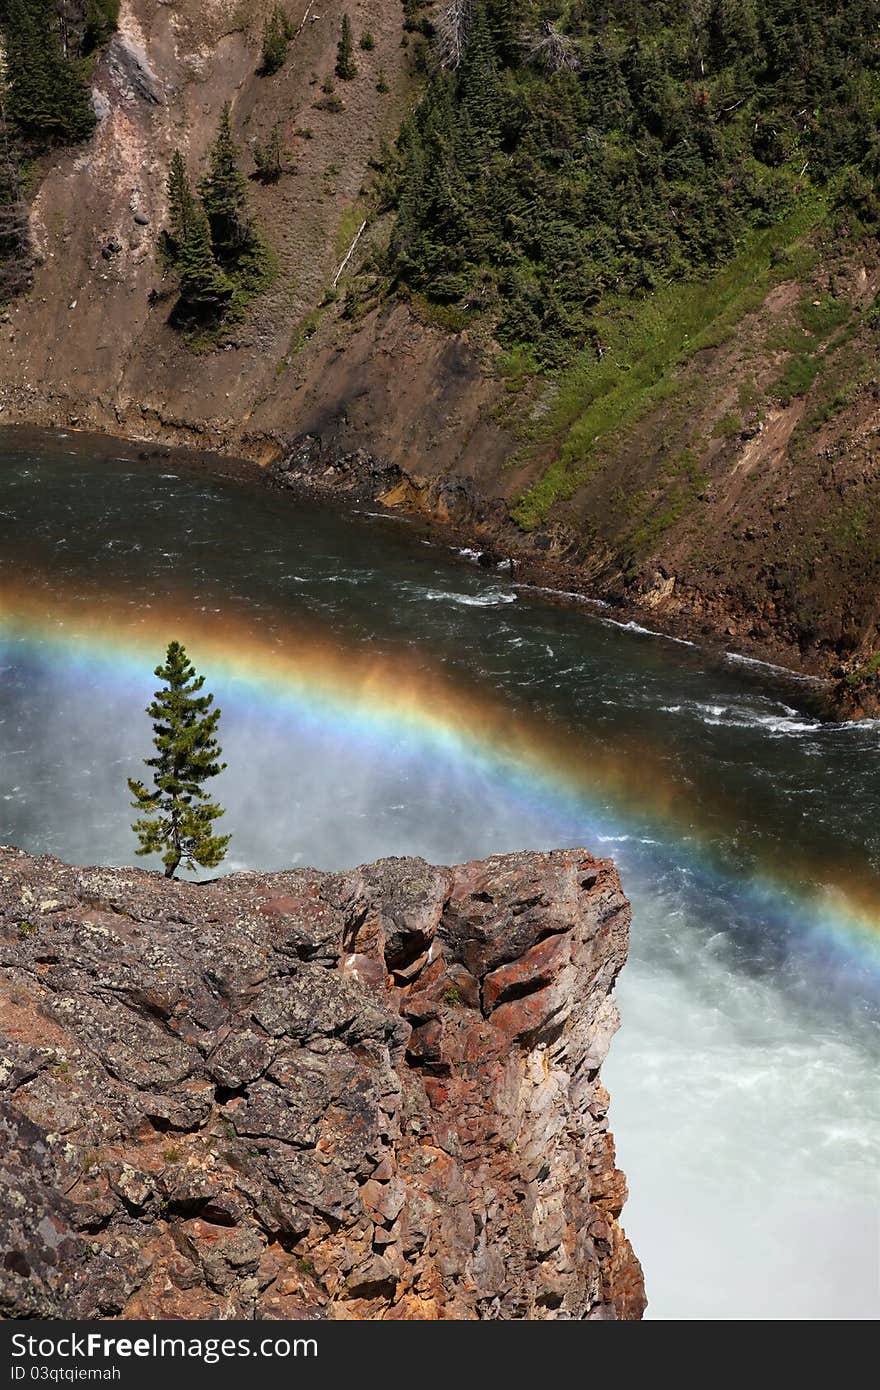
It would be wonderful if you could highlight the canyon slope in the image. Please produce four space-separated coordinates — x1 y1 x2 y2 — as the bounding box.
0 0 878 697
0 844 645 1320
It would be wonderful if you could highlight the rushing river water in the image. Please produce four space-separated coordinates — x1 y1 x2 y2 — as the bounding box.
1 428 878 1319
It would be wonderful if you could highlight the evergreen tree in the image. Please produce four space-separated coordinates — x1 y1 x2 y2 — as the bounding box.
128 642 230 879
158 109 271 330
335 14 357 80
83 0 119 53
162 148 195 264
708 0 760 71
259 3 292 76
459 4 501 146
582 39 632 131
199 103 254 267
174 199 232 322
2 0 96 144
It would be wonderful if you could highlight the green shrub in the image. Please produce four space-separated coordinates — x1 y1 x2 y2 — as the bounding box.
775 354 821 404
713 411 743 439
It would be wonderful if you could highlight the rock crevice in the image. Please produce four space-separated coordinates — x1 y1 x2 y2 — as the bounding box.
0 846 645 1320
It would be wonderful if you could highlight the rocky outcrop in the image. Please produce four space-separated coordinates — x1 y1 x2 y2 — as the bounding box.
269 433 508 533
0 846 644 1321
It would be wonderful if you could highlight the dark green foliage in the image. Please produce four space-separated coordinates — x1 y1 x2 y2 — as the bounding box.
359 29 375 51
161 149 232 324
259 3 293 76
1 0 96 144
173 200 233 325
128 641 230 879
199 103 272 294
160 111 271 333
0 144 32 302
0 0 119 304
386 0 880 367
253 124 285 183
336 13 357 79
83 0 119 52
200 103 254 265
376 67 389 94
162 149 195 264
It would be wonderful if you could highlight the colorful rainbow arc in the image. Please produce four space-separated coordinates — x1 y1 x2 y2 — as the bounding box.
2 579 880 986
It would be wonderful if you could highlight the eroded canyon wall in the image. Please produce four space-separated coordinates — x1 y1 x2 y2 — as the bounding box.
1 0 876 691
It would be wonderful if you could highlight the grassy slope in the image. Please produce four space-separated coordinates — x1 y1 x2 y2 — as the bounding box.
510 197 826 530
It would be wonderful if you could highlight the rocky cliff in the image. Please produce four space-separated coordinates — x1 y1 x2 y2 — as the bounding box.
0 845 645 1320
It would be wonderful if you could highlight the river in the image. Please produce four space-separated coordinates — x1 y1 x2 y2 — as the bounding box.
1 428 878 1319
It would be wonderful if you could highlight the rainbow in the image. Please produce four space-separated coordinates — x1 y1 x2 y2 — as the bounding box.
2 574 880 992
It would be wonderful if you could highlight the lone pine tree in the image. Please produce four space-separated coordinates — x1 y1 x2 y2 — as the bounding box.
128 641 230 879
200 102 254 266
164 149 195 261
259 3 292 76
336 14 357 80
253 124 285 183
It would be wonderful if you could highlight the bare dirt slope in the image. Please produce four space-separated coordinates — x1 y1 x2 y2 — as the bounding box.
0 0 426 451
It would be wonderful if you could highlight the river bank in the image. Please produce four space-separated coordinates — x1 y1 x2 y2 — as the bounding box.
4 419 870 719
267 433 876 719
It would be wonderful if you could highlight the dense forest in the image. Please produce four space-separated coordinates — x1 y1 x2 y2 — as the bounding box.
382 0 880 366
0 0 117 299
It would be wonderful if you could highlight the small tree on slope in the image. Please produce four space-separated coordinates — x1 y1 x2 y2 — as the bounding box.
128 641 230 879
200 103 254 266
336 14 357 80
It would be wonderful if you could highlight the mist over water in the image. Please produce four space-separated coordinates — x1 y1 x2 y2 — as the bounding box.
2 429 878 1319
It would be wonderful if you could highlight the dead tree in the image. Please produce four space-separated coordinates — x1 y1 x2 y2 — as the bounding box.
435 0 472 70
525 22 581 74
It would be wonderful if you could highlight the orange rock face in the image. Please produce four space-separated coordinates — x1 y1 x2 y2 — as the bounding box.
0 846 645 1320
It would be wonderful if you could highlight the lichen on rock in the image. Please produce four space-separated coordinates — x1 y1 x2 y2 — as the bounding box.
0 845 645 1320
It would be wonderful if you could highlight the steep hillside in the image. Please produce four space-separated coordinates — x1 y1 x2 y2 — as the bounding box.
0 0 878 700
0 0 423 448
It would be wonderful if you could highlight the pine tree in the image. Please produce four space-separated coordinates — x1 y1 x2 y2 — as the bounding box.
253 124 284 183
458 4 501 149
199 103 254 267
83 0 119 53
175 199 232 321
335 14 357 80
259 3 292 76
128 641 230 879
2 0 96 145
162 148 195 263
